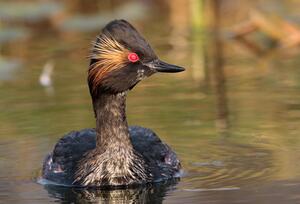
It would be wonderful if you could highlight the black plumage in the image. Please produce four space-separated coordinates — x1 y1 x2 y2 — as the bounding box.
42 126 180 186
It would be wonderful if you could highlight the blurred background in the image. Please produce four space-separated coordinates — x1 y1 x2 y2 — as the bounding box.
0 0 300 203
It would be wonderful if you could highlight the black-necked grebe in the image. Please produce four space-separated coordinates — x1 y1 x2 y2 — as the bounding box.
42 19 185 187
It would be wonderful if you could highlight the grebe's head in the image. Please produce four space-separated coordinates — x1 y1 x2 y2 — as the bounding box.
88 19 185 95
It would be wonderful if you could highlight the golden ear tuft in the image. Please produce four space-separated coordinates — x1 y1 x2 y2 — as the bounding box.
88 34 130 91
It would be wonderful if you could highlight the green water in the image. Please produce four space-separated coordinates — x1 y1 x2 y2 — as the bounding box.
1 0 300 203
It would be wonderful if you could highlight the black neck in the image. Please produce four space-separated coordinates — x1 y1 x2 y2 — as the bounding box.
92 92 133 152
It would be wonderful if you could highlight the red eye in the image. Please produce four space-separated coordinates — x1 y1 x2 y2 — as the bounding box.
128 52 139 63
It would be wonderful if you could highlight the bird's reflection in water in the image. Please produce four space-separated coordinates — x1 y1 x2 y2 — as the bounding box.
44 180 178 203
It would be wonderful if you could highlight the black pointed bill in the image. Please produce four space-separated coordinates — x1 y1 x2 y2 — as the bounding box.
144 59 185 73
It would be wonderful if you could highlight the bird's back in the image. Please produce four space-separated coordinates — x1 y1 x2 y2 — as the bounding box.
42 126 180 186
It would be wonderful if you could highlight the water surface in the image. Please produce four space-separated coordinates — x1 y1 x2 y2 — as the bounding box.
1 1 300 203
